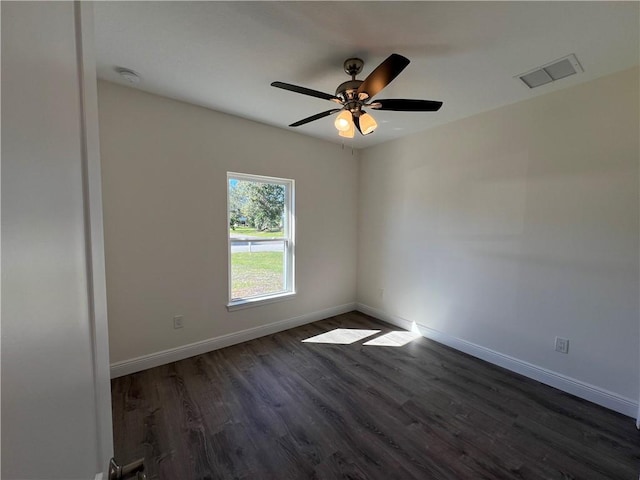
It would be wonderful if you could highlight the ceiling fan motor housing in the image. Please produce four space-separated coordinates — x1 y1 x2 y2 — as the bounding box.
335 79 364 110
339 58 367 112
335 79 362 96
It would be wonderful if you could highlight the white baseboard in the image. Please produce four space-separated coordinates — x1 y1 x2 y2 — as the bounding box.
356 303 638 418
357 303 415 331
110 302 356 378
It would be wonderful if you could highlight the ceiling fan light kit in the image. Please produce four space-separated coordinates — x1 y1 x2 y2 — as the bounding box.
358 112 378 135
338 121 355 139
334 110 353 132
271 53 443 138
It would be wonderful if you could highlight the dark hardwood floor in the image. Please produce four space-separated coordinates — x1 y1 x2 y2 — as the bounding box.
111 311 639 479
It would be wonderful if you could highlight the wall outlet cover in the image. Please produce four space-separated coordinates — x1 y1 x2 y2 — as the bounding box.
555 336 569 354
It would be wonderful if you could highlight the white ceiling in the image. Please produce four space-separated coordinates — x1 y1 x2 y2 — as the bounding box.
93 1 639 148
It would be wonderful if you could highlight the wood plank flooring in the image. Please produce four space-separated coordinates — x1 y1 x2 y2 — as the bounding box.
111 311 639 479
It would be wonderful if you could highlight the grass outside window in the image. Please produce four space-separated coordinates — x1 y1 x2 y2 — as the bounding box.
230 226 284 239
231 251 284 299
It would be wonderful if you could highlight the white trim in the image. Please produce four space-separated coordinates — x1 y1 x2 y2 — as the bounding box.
227 171 293 186
111 303 356 378
227 291 296 311
356 303 415 331
356 303 638 418
75 2 113 475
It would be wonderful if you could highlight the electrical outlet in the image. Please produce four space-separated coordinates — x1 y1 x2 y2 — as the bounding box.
173 315 184 329
378 288 384 299
554 336 569 354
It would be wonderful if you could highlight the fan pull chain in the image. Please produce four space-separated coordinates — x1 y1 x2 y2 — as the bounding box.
340 141 354 155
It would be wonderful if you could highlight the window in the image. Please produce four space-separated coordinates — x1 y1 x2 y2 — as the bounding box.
227 172 294 309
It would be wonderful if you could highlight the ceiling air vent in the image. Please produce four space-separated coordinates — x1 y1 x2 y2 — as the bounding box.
516 54 583 89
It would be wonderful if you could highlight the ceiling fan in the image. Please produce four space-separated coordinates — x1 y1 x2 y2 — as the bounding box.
271 54 443 138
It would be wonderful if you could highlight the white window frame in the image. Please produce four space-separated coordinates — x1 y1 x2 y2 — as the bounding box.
226 172 295 311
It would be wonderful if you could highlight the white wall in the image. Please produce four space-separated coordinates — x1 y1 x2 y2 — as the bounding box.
358 68 639 406
2 2 110 479
97 81 359 366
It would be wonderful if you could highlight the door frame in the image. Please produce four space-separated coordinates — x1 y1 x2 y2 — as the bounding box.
76 1 114 474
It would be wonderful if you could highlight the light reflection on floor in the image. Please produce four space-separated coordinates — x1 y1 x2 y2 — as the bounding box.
362 330 421 347
302 328 420 347
301 328 380 344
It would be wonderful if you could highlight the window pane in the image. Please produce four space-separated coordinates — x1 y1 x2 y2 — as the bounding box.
229 179 285 236
228 174 291 302
231 242 285 299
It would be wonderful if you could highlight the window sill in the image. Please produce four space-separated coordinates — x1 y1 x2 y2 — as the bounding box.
227 291 296 311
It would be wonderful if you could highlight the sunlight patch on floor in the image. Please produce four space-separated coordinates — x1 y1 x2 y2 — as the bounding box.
302 328 381 344
362 331 421 347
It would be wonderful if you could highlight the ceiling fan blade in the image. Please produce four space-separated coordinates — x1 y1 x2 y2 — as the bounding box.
371 99 443 111
271 81 341 103
289 109 341 127
356 54 410 100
